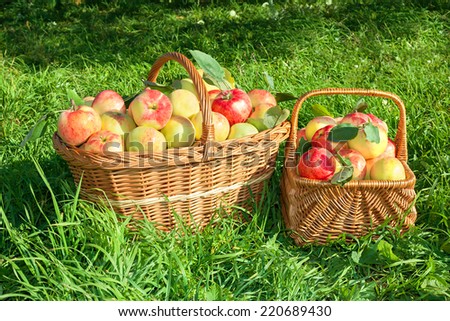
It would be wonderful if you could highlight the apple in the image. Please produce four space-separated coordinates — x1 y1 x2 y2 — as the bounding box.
246 104 275 131
337 148 367 180
91 90 126 115
348 126 388 160
57 105 102 146
168 89 200 119
365 138 396 179
297 128 308 145
191 111 230 142
304 116 337 141
297 147 336 181
340 112 370 126
211 88 252 126
247 89 277 108
81 130 123 154
180 78 220 100
311 124 348 152
208 89 221 103
367 113 388 133
227 123 259 140
126 126 167 153
160 115 196 148
82 96 95 107
341 111 389 160
370 157 406 181
101 111 136 136
128 88 173 130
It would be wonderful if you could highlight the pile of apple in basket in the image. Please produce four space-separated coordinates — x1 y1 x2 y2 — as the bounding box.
56 75 289 153
296 110 405 185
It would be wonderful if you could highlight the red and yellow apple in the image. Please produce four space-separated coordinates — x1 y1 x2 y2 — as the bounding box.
101 111 136 136
370 157 406 180
311 124 348 152
57 105 102 146
160 115 196 148
212 88 252 126
128 88 173 130
227 123 259 140
337 148 367 180
304 116 337 141
126 126 167 153
340 112 370 126
81 130 123 153
367 113 388 133
247 89 277 108
91 90 126 115
297 147 336 181
169 89 200 119
365 138 396 179
191 111 230 142
297 128 308 145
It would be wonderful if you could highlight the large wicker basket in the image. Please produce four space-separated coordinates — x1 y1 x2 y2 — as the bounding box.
53 52 290 230
280 88 417 245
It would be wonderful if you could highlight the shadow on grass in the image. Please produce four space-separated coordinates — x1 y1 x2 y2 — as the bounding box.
2 0 448 67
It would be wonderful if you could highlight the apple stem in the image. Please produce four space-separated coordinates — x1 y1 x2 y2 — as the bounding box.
223 91 232 100
70 99 77 111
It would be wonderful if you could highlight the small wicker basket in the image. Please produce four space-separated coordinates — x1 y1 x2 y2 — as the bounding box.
53 52 290 230
280 88 417 245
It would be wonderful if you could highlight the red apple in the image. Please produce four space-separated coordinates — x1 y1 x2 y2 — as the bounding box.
296 128 308 145
91 90 126 115
297 147 336 181
128 88 173 130
57 105 102 146
211 88 252 126
81 130 123 154
247 89 277 108
337 148 367 180
311 124 348 152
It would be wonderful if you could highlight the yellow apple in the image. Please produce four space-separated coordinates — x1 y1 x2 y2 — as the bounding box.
190 111 230 142
169 89 200 119
370 157 406 180
160 115 196 148
57 105 102 146
81 130 123 154
126 126 167 153
304 116 337 141
101 111 136 136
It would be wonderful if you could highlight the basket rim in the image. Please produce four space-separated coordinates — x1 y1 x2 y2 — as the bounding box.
52 121 290 169
282 159 416 189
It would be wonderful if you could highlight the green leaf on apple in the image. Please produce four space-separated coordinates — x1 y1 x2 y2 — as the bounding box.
328 123 359 142
275 92 297 103
331 153 354 186
354 98 368 112
296 137 312 156
66 89 85 106
262 106 290 129
364 122 380 143
311 104 334 117
189 50 230 90
246 117 266 131
20 114 48 147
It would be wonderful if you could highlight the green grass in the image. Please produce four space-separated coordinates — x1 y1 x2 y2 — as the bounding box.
1 0 449 300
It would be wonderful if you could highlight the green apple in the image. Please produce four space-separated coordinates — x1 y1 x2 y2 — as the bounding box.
227 123 259 140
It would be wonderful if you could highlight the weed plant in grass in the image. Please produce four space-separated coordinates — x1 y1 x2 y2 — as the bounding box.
1 1 449 300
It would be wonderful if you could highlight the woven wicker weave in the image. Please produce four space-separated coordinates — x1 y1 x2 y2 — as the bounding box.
53 52 290 230
280 88 417 245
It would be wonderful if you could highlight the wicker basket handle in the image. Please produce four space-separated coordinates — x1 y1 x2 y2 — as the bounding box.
288 88 409 162
147 52 214 160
